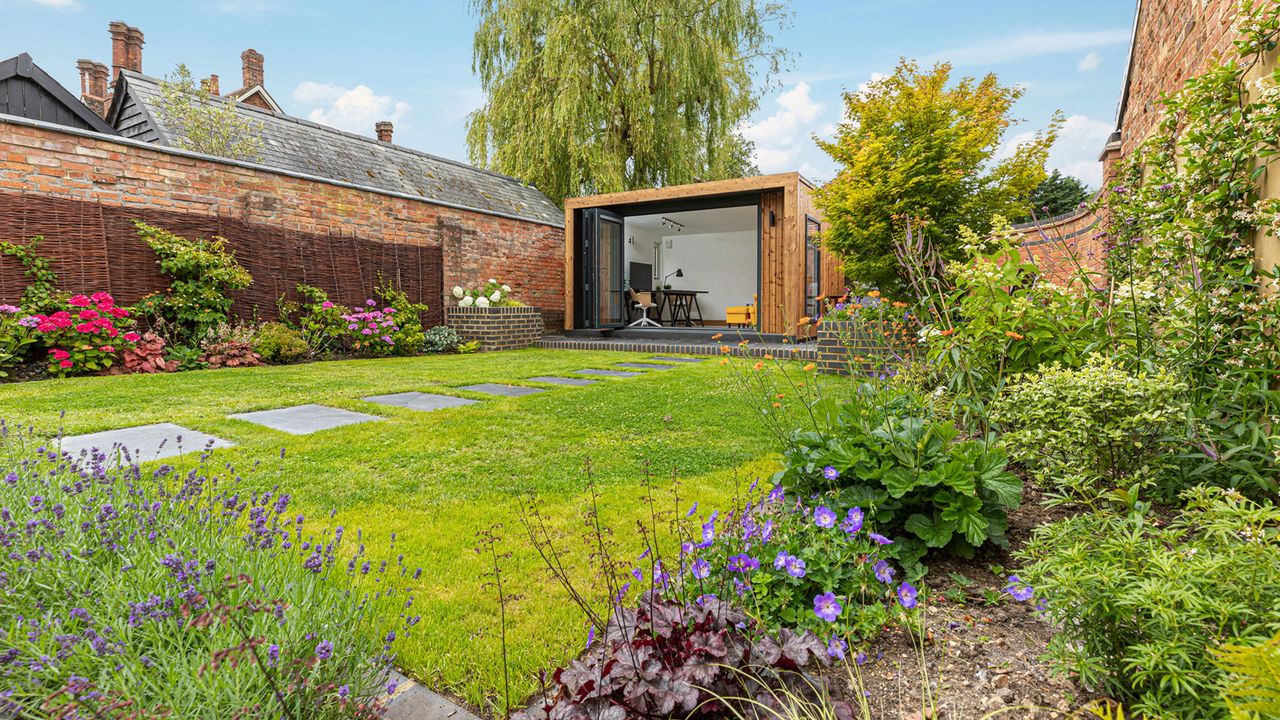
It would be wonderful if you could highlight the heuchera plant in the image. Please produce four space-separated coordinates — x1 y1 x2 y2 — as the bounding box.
20 292 138 377
515 591 844 720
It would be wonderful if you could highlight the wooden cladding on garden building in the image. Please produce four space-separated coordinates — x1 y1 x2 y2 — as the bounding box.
0 192 443 327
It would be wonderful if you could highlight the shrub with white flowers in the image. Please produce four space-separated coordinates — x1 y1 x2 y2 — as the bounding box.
450 279 521 307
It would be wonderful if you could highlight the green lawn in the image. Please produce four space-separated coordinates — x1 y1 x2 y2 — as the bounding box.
0 349 782 713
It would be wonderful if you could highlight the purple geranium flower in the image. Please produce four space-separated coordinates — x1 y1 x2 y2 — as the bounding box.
868 532 893 546
814 506 837 529
822 465 840 481
873 559 894 584
814 592 842 622
1004 575 1035 602
785 555 806 578
690 558 711 579
897 582 918 609
841 507 864 535
727 554 759 573
826 635 847 660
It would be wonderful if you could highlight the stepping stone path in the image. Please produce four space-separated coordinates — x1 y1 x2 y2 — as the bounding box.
574 368 641 378
459 383 545 397
649 356 706 363
616 362 676 370
364 392 478 412
528 376 597 386
59 422 233 462
382 670 480 720
229 404 383 435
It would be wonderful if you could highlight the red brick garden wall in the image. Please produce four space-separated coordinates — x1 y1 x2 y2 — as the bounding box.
1012 209 1107 287
0 117 566 329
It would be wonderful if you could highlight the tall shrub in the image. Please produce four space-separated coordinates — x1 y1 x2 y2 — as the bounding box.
133 222 253 344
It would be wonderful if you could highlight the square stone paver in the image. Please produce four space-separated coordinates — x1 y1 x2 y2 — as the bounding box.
60 422 233 462
649 356 706 363
229 404 383 435
616 362 676 370
363 392 478 412
574 368 641 378
528 376 597 387
459 383 546 397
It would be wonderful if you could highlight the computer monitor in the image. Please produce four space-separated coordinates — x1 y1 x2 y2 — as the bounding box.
629 262 653 291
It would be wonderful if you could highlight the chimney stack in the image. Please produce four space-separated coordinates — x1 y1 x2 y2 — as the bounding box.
241 49 264 89
108 21 143 78
76 59 111 117
375 121 394 143
202 74 221 96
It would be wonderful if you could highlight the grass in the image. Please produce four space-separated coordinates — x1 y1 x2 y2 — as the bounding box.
0 348 784 713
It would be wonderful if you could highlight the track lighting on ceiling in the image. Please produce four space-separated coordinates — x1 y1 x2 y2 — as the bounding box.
660 216 685 232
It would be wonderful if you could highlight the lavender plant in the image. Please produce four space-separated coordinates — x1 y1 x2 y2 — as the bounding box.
0 424 421 718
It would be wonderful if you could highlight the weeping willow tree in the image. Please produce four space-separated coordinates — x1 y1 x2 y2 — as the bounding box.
466 0 790 205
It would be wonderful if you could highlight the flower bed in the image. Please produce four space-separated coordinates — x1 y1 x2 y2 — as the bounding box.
445 305 544 352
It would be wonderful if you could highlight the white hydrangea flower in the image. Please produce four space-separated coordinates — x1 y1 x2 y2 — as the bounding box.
488 278 497 284
501 284 511 293
489 290 502 303
452 286 464 299
459 295 475 307
476 296 491 308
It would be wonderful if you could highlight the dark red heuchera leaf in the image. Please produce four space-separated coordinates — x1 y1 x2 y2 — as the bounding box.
513 591 834 720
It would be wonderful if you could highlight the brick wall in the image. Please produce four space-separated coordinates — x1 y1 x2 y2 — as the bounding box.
815 321 915 376
1119 0 1238 157
1012 208 1107 287
446 306 544 352
0 116 565 329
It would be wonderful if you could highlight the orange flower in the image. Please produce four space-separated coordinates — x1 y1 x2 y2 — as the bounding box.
753 361 764 371
711 332 724 340
1005 331 1024 340
868 290 881 298
719 358 729 365
775 393 785 399
893 301 908 308
772 402 782 408
764 354 774 361
939 329 956 336
803 363 816 371
720 346 731 354
797 317 812 326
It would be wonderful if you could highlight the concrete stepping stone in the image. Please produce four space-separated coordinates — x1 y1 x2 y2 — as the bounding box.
229 404 383 435
616 362 676 370
459 383 546 397
364 392 478 412
649 356 706 363
60 422 233 462
574 368 641 378
528 376 597 386
382 670 480 720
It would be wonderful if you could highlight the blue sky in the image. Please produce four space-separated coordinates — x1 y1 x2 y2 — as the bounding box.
2 0 1135 188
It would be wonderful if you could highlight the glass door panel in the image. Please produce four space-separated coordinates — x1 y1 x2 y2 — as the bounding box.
582 208 626 328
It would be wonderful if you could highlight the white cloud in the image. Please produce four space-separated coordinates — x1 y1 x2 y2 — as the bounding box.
26 0 79 9
291 82 411 136
741 82 824 173
999 114 1112 188
926 29 1129 67
857 72 887 94
1077 51 1101 72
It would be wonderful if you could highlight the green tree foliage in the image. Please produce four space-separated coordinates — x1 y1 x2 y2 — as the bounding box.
814 60 1058 295
465 0 789 205
1022 169 1092 220
156 64 264 162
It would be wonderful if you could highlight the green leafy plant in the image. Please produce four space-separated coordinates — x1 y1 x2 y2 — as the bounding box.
133 222 253 344
991 355 1187 505
421 325 461 354
280 285 348 357
1214 632 1280 718
1017 487 1280 719
0 305 35 377
373 282 427 355
156 63 265 162
773 381 1022 574
0 236 61 315
253 321 309 363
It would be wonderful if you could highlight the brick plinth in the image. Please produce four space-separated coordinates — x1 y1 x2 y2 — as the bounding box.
815 321 909 376
446 306 544 352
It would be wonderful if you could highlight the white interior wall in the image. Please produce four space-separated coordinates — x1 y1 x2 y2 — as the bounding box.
659 230 757 321
623 223 661 289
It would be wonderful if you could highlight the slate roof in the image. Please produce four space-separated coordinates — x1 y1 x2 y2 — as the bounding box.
105 70 563 227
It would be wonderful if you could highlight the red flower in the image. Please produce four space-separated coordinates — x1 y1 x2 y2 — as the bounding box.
91 291 114 307
74 323 96 333
59 359 74 369
109 307 129 318
123 332 141 343
50 348 70 360
79 309 100 320
107 327 119 338
68 295 91 307
99 345 115 353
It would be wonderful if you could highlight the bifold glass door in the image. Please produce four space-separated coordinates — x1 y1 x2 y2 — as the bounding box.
582 208 626 328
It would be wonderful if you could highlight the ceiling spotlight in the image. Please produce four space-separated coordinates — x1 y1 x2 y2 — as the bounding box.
660 216 685 232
